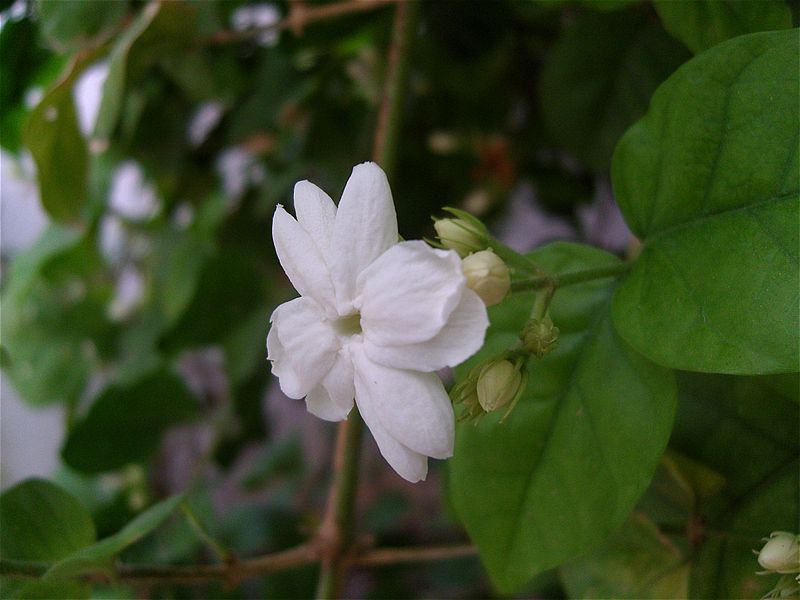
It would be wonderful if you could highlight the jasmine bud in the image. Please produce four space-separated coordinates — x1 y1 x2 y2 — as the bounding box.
462 250 510 306
758 532 800 574
521 316 560 357
477 359 521 412
434 217 487 257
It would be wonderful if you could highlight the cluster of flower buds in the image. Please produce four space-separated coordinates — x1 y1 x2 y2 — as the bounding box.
433 210 510 307
521 315 560 357
450 353 528 423
756 531 800 599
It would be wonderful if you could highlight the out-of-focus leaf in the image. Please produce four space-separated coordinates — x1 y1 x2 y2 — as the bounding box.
612 30 799 374
243 435 303 490
93 1 197 146
539 9 689 171
653 0 792 54
36 0 127 53
449 242 677 593
0 479 96 562
223 306 273 386
22 51 100 222
0 17 52 151
1 228 113 405
43 494 184 581
560 513 689 598
61 369 199 473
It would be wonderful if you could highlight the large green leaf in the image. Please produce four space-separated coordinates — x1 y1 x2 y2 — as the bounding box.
538 9 689 171
37 0 127 54
560 372 797 598
673 373 799 598
61 369 199 473
0 479 96 562
653 0 792 54
43 494 185 581
611 29 799 374
449 242 677 593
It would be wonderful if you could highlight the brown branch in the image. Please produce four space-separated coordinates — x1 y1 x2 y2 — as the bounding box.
0 544 475 586
207 0 398 45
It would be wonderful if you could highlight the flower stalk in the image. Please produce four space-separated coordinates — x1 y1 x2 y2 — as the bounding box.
314 2 419 598
511 261 632 293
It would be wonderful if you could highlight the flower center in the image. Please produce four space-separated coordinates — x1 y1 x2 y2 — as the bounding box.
334 312 362 337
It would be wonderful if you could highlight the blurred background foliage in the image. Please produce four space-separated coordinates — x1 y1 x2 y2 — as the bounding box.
0 0 797 598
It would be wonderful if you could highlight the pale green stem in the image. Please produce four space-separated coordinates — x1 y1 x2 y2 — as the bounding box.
511 261 632 293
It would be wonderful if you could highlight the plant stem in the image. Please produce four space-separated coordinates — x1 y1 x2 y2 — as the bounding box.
372 0 419 177
180 502 231 564
511 261 632 293
0 543 475 585
314 415 364 598
206 0 398 45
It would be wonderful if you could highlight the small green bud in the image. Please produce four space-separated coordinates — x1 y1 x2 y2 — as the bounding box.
521 316 560 357
434 217 487 257
477 359 521 412
462 250 510 307
758 532 800 574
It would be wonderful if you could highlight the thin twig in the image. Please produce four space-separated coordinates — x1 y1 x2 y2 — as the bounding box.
350 544 477 567
0 544 475 585
207 0 398 45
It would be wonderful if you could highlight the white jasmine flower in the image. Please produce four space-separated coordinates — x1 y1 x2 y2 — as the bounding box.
267 162 489 482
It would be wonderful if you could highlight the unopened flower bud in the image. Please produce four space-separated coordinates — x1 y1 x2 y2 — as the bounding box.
462 250 510 307
434 217 486 257
477 359 523 412
758 532 800 574
521 316 560 357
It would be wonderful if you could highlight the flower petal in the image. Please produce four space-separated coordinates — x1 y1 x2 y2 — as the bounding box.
330 162 397 311
273 205 336 314
305 346 355 421
352 344 454 460
358 241 465 346
294 180 336 255
364 289 488 371
354 373 428 482
267 298 338 399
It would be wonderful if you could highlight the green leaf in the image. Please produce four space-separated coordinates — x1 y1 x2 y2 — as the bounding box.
22 53 98 222
672 373 798 598
0 479 96 562
37 0 127 53
538 9 689 171
560 513 689 598
43 494 185 581
61 369 199 473
611 29 799 374
449 242 677 593
653 0 792 54
92 2 197 146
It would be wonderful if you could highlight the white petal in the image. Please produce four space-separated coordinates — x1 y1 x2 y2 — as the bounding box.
352 344 454 460
273 205 336 314
358 241 465 346
294 180 336 255
330 162 397 311
305 346 355 421
364 289 488 371
354 370 428 482
267 298 339 399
